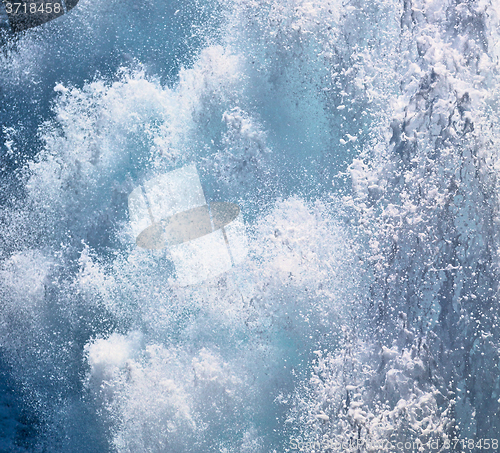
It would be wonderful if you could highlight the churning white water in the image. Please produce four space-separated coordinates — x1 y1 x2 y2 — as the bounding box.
1 0 500 451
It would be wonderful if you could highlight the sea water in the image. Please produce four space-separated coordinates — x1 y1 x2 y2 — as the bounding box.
1 0 499 451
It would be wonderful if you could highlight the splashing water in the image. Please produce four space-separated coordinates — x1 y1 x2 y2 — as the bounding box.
1 0 500 451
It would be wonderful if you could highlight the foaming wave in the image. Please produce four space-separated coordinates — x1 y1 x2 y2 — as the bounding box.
6 0 499 449
1 50 362 446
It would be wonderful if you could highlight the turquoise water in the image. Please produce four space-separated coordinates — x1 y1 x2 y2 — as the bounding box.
1 0 499 451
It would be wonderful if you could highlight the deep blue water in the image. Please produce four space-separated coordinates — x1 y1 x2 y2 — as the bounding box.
0 0 499 451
